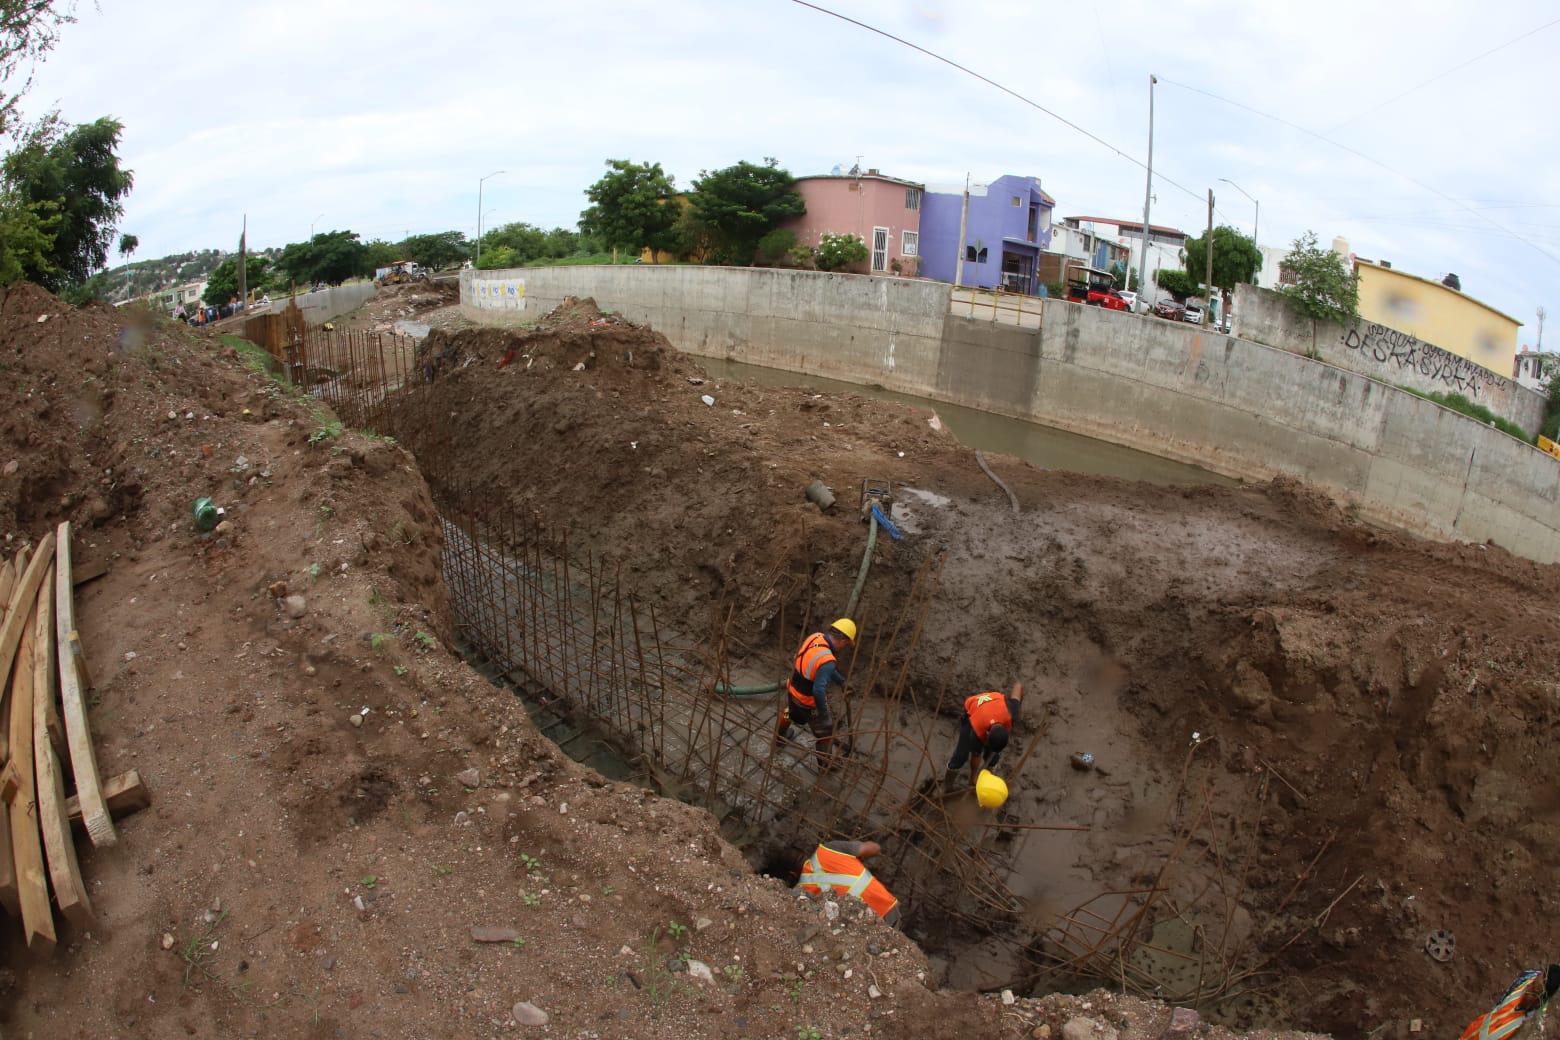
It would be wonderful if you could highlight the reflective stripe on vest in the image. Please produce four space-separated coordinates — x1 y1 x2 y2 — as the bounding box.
788 633 835 707
964 692 1012 742
797 845 899 919
1461 972 1543 1040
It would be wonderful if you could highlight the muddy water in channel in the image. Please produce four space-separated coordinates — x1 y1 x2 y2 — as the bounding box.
696 357 1234 488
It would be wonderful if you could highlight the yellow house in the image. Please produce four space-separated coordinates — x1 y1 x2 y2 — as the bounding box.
1355 259 1521 374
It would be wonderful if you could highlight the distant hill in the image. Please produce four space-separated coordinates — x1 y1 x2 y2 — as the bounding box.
96 247 283 304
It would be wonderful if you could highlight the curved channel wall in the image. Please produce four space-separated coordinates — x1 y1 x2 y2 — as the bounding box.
461 266 1560 564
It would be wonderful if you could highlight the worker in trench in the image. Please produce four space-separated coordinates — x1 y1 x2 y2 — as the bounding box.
791 838 901 926
1458 964 1558 1040
944 681 1025 794
774 617 857 771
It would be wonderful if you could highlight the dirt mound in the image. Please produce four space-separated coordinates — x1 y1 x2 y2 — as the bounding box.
386 301 1560 1037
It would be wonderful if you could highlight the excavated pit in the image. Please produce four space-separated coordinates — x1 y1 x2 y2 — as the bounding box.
345 297 1560 1038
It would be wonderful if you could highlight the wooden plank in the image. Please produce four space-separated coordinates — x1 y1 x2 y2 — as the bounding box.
0 539 52 771
8 578 56 950
0 559 15 618
35 686 93 929
71 558 108 587
54 522 115 848
66 769 150 827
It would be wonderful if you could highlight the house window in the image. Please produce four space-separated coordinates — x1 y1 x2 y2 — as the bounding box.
1011 196 1022 207
871 227 889 272
905 187 920 211
902 230 919 257
965 245 989 264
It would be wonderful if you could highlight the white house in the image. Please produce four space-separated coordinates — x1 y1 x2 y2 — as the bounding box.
1514 348 1555 391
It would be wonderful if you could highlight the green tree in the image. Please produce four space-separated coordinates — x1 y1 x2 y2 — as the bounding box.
755 227 797 267
1182 224 1262 311
0 187 57 285
474 245 518 270
688 158 805 265
814 232 867 273
1 0 74 134
276 229 368 286
1153 267 1198 301
1280 231 1359 325
203 255 270 306
579 159 676 261
399 230 468 271
362 238 399 272
1 114 134 291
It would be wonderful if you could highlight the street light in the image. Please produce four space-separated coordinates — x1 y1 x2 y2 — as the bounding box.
1217 179 1259 242
310 213 324 237
476 170 506 263
1136 73 1156 310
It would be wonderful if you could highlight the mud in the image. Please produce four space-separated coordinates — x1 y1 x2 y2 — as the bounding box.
389 298 1560 1037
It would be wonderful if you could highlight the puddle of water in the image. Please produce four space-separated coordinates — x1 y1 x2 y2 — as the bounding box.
394 319 432 339
698 357 1233 487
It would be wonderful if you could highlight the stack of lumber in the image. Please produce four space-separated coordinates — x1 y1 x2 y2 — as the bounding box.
0 522 149 952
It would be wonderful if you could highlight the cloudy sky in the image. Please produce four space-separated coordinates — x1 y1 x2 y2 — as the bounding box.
21 0 1560 342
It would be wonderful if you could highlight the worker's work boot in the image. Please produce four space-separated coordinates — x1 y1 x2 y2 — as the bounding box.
940 768 961 793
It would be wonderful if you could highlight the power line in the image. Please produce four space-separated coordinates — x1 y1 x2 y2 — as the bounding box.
1327 15 1560 132
785 0 1209 206
1157 77 1560 270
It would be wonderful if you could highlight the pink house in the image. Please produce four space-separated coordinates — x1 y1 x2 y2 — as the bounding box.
782 170 924 275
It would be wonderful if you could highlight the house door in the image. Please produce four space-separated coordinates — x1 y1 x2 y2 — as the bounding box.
871 227 889 272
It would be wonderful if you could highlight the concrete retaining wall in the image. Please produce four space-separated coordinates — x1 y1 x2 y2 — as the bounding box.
277 282 376 327
462 266 1560 563
1233 283 1546 436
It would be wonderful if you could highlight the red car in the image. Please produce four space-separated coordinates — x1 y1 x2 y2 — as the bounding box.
1065 267 1130 310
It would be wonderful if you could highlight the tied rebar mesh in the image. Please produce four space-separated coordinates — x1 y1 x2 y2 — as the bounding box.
283 318 1340 1008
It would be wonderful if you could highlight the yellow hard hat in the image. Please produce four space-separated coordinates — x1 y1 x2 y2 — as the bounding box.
829 618 858 641
975 769 1008 810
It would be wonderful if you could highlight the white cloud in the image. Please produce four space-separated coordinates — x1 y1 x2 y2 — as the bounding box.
16 0 1559 335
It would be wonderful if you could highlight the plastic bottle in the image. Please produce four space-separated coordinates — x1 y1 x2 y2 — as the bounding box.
193 497 220 532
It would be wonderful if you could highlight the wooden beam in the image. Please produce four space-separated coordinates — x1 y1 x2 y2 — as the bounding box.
0 559 15 617
8 579 56 950
35 688 92 929
54 522 114 848
71 558 108 587
0 539 51 772
66 769 150 828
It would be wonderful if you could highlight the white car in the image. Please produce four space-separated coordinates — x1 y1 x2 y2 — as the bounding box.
1181 303 1205 325
1117 290 1138 311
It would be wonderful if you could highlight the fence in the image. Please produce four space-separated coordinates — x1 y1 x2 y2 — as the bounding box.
950 286 1045 328
274 319 1339 1007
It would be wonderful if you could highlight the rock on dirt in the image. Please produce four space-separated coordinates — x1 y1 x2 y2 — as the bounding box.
455 767 480 788
282 594 307 618
512 1001 548 1027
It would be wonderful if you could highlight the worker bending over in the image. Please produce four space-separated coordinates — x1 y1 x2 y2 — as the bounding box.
776 618 856 770
1459 965 1558 1040
795 839 900 926
945 681 1024 790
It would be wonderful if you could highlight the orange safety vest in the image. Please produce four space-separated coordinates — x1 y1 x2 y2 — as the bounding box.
788 633 836 707
965 692 1012 742
1460 971 1545 1040
797 845 899 920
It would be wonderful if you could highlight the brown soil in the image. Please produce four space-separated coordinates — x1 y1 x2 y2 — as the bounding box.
389 298 1560 1038
3 281 1237 1040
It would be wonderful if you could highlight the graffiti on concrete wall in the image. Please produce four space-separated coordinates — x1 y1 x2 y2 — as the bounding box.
1340 323 1509 399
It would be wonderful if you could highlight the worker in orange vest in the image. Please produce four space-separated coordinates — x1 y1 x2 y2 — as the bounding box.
1459 965 1558 1040
775 618 856 769
795 839 900 925
944 681 1024 790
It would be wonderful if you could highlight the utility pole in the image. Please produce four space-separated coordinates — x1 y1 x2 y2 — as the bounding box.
1137 73 1156 311
1538 306 1546 351
1204 189 1215 323
238 214 248 309
954 173 970 288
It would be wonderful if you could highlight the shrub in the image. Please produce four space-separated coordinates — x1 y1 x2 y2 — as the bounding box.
756 228 798 267
1398 386 1533 443
1280 231 1359 325
815 233 867 273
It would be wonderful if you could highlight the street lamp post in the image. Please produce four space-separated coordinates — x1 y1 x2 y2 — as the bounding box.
310 213 324 238
476 170 506 264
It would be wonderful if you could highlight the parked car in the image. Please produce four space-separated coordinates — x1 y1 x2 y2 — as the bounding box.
1182 303 1205 325
1116 290 1138 311
1153 299 1185 321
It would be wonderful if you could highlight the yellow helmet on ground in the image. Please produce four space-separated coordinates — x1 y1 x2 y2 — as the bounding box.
829 618 858 641
975 769 1008 810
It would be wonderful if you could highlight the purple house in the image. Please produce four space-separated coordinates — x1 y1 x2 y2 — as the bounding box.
919 175 1054 294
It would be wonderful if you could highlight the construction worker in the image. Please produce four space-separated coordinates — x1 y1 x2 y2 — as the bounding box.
1458 965 1559 1040
945 681 1024 790
775 618 856 769
795 839 900 925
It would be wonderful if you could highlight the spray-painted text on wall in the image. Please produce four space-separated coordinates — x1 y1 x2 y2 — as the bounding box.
1341 323 1509 399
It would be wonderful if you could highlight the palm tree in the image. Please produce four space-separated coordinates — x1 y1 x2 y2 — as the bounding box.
118 233 138 297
